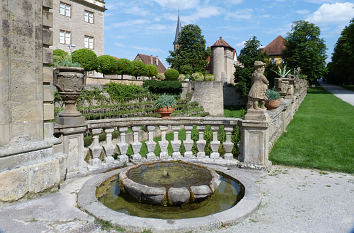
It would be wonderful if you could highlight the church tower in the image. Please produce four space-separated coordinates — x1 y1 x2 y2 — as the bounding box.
173 10 182 52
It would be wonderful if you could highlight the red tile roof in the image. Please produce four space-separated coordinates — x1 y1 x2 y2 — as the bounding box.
211 37 235 51
262 35 286 56
134 54 167 73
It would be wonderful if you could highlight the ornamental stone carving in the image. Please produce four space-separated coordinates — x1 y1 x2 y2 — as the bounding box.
247 61 269 110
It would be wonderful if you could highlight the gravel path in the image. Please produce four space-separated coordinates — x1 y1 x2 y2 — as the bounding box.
319 81 354 106
0 166 353 233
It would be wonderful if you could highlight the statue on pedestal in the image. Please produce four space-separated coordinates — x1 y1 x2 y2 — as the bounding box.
247 61 269 110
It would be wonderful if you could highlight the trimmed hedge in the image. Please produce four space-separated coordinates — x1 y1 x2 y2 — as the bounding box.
97 55 118 75
72 48 98 71
165 68 179 80
143 80 182 94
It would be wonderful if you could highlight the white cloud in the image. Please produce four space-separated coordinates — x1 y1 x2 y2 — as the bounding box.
183 6 221 23
153 0 200 9
132 46 164 53
114 42 125 47
124 6 151 16
108 19 150 28
296 9 310 15
235 41 246 47
305 0 345 4
307 2 354 24
225 9 253 20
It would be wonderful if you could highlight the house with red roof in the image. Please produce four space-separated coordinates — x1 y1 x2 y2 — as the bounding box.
262 35 287 65
134 54 167 74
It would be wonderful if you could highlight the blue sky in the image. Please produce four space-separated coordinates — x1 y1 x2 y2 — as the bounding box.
104 0 354 67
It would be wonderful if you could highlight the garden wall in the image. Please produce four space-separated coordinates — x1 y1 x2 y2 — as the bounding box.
86 77 144 87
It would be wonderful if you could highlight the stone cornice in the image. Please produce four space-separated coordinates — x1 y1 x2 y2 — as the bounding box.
72 0 106 12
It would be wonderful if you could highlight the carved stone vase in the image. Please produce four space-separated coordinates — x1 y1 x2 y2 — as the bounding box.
54 66 85 126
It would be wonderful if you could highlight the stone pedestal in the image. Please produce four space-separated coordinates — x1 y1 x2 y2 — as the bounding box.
245 109 270 121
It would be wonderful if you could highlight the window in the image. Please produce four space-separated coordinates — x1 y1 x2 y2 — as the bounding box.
84 10 94 24
59 2 71 17
84 36 94 49
60 30 71 45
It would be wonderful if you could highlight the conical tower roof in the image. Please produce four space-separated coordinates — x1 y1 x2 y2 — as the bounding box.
211 37 235 50
174 10 182 44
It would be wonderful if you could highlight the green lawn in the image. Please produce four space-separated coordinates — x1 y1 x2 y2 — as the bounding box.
342 85 354 92
269 87 354 173
224 105 246 118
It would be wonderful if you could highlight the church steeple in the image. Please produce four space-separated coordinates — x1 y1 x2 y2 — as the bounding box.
174 10 182 52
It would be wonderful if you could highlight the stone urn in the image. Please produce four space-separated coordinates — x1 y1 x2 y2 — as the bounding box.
54 66 85 126
156 106 175 119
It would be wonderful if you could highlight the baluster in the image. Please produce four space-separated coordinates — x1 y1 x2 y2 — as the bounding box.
117 127 129 163
89 128 103 167
210 126 220 159
171 126 182 159
146 126 157 160
223 127 234 160
183 126 194 158
196 126 207 158
158 126 169 160
131 126 142 161
103 128 115 163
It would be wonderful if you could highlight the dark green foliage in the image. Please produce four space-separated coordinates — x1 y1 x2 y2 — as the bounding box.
146 64 158 78
264 62 279 89
234 36 268 97
77 87 106 105
131 60 147 77
104 82 146 102
326 19 354 85
167 24 208 73
97 55 118 75
165 69 180 80
180 64 193 75
270 87 354 173
283 20 327 84
72 48 98 71
116 58 133 76
143 80 182 94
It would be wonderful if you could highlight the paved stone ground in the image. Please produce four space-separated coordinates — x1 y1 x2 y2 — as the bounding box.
319 81 354 106
0 165 353 233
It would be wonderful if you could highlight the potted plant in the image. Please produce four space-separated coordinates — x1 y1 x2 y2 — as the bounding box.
154 94 176 118
273 64 291 78
266 89 281 110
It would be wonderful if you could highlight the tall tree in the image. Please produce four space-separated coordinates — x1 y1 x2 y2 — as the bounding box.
166 24 208 73
283 20 327 84
234 36 268 97
326 19 354 85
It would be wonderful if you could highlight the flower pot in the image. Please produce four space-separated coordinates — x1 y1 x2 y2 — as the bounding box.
156 106 175 119
266 99 280 110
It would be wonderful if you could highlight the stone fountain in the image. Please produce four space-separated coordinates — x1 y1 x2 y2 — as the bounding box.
119 161 221 206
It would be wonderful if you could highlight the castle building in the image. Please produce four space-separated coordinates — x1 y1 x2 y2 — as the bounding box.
210 37 236 84
262 35 286 65
173 10 182 52
52 0 106 56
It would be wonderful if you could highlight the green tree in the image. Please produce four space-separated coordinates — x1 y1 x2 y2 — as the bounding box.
146 64 158 79
234 36 268 97
97 55 118 75
165 69 180 80
131 60 147 77
72 49 98 71
53 49 69 64
326 19 354 85
283 20 327 84
166 24 208 73
116 58 133 77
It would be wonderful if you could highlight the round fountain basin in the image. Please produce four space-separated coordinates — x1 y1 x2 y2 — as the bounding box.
119 161 221 206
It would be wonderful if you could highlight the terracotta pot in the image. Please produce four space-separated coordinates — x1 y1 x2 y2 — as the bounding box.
266 99 280 110
156 106 175 118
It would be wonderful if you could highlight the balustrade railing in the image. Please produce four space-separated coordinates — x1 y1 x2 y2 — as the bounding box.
83 117 241 168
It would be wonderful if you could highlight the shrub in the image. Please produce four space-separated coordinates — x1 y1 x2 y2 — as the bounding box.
156 74 165 80
165 69 179 80
116 58 133 76
191 72 204 81
266 89 280 100
104 82 146 102
54 55 81 68
53 49 69 64
154 94 177 108
131 60 147 77
180 64 193 75
178 74 186 81
72 48 98 71
97 55 118 75
146 64 158 78
204 74 215 81
143 80 182 94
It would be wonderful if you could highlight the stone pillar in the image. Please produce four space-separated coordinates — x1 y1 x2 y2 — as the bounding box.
146 126 157 160
159 126 169 159
196 126 207 158
240 119 271 166
171 126 182 159
103 128 115 163
210 126 220 159
117 127 129 163
89 128 103 167
183 126 194 158
223 127 234 160
131 126 142 161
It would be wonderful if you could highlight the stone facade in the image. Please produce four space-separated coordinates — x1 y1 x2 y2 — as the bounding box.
210 37 236 84
52 0 105 56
